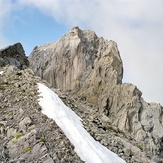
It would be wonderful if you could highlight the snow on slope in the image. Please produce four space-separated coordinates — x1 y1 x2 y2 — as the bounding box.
38 83 126 163
0 71 4 75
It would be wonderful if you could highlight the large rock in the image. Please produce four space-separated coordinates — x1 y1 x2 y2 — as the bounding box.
29 26 163 162
0 42 29 69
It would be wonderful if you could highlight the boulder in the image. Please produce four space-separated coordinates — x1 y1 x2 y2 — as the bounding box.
0 42 29 69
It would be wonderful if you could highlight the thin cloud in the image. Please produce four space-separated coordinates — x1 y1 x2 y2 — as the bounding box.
0 0 14 47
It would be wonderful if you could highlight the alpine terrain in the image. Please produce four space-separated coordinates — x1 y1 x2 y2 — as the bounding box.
0 27 162 163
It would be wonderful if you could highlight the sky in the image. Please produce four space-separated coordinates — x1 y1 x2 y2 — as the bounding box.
0 0 163 105
38 82 126 163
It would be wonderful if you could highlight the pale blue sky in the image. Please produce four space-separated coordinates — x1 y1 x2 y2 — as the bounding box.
2 5 69 55
0 0 163 105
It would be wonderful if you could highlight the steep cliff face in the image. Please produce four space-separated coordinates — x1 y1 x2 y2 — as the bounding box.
0 43 29 69
29 27 163 162
29 27 123 92
103 83 163 161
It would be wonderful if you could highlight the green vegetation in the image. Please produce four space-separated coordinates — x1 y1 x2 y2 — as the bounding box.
14 133 22 139
12 140 18 144
20 144 24 147
0 84 6 90
21 88 26 92
24 147 31 153
136 143 143 150
40 137 46 143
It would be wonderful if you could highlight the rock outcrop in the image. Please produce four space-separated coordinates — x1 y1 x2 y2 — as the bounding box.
29 26 123 92
0 43 29 69
29 26 163 162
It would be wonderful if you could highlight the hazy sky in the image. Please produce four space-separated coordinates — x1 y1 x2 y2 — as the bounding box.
0 0 163 105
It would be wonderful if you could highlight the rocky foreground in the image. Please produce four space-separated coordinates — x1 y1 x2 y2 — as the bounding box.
0 66 83 163
0 26 163 163
0 65 153 163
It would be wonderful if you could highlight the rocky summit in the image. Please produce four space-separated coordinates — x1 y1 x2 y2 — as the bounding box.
0 26 163 163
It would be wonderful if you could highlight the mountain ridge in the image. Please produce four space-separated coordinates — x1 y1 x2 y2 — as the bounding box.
0 26 163 162
29 26 163 162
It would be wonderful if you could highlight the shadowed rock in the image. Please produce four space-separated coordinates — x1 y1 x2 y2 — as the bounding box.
0 42 29 69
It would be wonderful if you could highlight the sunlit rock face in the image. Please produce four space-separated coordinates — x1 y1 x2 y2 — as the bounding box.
29 26 123 92
29 26 163 162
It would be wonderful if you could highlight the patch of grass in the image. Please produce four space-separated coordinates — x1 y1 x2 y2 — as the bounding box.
136 143 143 150
80 110 84 113
0 85 6 90
20 144 24 147
14 133 22 139
24 147 31 153
12 140 18 144
20 88 26 93
40 137 46 143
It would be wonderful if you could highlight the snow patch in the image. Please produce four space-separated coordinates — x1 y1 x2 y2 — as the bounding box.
0 71 4 75
38 83 126 163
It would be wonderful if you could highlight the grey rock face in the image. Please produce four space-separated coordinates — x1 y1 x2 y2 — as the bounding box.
29 26 123 92
29 26 163 162
104 83 163 161
0 43 29 69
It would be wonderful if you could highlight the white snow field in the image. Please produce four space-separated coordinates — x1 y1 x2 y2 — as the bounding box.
38 83 126 163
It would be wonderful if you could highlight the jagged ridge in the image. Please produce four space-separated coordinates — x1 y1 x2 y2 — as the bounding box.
0 26 163 162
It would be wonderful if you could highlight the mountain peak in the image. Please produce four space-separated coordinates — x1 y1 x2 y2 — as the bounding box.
28 27 163 162
0 27 163 162
29 27 123 92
